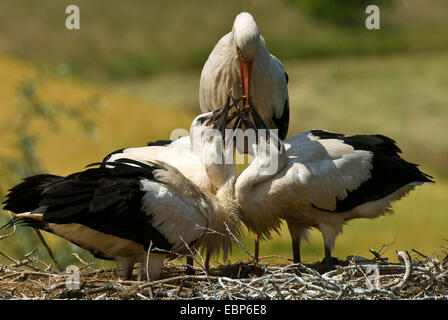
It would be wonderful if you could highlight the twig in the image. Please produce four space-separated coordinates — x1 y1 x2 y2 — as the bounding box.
72 253 95 272
0 250 40 271
259 255 293 262
412 249 428 259
376 238 397 256
389 251 412 291
1 240 448 300
137 292 150 300
0 212 16 240
369 248 388 263
34 229 63 272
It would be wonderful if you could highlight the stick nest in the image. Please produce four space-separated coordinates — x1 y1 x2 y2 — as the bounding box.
1 248 447 300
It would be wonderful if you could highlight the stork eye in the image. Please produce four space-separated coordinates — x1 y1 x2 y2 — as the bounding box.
197 116 208 124
236 46 242 56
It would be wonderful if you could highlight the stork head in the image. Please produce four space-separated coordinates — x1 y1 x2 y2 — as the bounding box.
189 108 231 165
232 12 260 106
190 111 222 147
232 12 260 61
190 108 236 191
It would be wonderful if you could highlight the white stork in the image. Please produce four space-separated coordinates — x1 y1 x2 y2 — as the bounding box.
199 12 290 140
101 113 239 270
235 126 434 267
1 109 241 280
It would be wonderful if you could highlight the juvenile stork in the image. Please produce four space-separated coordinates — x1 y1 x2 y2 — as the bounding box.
234 121 434 267
1 109 241 281
199 12 290 140
101 114 239 270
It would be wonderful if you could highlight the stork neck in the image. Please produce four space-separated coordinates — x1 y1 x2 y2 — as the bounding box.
204 161 236 194
235 137 287 206
200 174 240 261
190 126 237 194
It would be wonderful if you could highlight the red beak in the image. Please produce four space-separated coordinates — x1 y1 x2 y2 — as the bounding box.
238 53 253 107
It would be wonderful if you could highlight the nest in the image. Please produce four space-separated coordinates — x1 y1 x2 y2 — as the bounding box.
1 248 448 300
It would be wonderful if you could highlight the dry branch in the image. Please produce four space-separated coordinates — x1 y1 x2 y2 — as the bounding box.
1 246 448 300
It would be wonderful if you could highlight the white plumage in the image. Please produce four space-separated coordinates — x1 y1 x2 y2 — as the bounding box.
199 12 290 139
104 115 240 262
235 128 433 265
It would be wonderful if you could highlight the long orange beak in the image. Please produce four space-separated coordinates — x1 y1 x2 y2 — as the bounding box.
238 53 253 107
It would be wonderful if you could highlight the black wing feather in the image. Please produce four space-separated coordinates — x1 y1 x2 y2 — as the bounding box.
272 99 290 140
101 148 126 163
147 139 172 147
2 174 63 213
3 160 173 251
310 130 434 213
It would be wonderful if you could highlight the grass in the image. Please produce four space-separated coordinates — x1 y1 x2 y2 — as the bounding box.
0 0 448 80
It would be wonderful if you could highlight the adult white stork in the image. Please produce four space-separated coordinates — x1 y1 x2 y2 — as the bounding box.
199 12 290 140
1 108 241 281
235 125 434 267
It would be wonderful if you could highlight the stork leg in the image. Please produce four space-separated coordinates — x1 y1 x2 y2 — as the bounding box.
292 238 301 264
287 222 308 264
203 252 211 274
186 255 195 275
137 254 147 281
145 253 165 281
320 225 340 270
253 233 261 276
324 245 333 266
115 257 135 280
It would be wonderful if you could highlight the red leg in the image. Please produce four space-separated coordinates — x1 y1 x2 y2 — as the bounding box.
205 251 211 272
186 255 194 275
253 233 261 277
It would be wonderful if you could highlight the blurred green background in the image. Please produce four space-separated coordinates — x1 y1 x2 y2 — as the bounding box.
0 0 447 269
